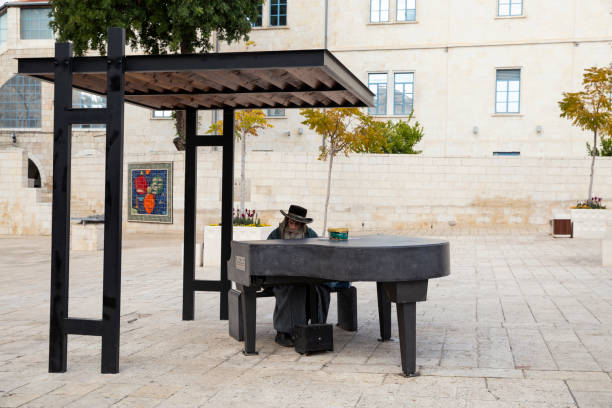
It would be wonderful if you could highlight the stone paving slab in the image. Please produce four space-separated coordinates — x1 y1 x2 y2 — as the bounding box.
1 233 611 407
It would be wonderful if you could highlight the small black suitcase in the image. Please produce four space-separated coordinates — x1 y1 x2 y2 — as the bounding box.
293 323 333 355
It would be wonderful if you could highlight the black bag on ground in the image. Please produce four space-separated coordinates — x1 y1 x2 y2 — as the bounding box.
293 323 333 355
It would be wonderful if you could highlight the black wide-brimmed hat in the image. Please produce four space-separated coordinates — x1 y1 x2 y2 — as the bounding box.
280 205 313 224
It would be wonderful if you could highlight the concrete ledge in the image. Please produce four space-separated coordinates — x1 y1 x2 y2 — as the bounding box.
571 209 612 239
70 222 104 251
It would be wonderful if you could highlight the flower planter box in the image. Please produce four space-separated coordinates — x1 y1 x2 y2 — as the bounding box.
203 225 275 267
570 209 612 239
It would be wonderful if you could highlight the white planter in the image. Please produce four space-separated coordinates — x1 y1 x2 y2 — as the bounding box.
181 243 203 267
203 225 275 267
570 209 612 239
70 222 104 251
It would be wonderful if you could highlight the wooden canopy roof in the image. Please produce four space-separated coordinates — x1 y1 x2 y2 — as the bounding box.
17 49 374 110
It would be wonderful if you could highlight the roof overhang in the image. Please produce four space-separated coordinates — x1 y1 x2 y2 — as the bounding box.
17 49 374 110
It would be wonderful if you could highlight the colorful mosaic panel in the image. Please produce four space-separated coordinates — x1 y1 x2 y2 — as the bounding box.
127 162 173 223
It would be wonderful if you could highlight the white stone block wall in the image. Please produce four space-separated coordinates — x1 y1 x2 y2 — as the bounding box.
4 146 612 236
0 148 52 235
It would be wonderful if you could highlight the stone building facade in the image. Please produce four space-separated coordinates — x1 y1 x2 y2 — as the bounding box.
0 0 611 235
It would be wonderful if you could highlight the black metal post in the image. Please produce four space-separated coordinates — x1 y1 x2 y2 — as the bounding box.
220 108 235 320
101 27 125 374
49 41 73 373
182 108 197 320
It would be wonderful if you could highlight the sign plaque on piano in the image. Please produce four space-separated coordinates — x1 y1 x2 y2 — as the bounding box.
228 235 450 376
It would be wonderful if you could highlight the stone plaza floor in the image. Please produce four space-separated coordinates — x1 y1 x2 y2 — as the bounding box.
1 232 611 407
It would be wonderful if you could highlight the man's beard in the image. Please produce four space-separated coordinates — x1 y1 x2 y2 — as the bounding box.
280 220 306 239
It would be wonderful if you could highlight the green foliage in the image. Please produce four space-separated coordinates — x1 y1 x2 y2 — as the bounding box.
207 109 272 139
559 66 612 203
600 136 612 156
50 0 263 55
559 66 612 138
586 136 612 157
381 114 423 154
300 108 387 160
344 112 423 155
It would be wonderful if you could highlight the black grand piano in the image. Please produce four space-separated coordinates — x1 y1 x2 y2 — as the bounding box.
228 235 450 376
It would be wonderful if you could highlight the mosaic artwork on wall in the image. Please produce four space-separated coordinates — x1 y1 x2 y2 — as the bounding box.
128 162 173 223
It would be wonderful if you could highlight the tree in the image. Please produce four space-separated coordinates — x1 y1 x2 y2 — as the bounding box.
351 112 424 154
300 108 386 236
559 66 612 204
207 109 272 214
50 0 263 149
382 114 423 154
599 135 612 157
49 0 262 56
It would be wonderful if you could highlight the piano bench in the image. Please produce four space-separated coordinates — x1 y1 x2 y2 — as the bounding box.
228 285 358 342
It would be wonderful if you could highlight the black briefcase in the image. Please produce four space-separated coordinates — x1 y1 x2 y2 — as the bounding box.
293 323 333 355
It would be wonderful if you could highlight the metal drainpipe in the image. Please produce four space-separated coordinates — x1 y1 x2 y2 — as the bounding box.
324 0 328 49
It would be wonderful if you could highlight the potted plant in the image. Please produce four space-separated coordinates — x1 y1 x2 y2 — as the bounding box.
203 209 273 267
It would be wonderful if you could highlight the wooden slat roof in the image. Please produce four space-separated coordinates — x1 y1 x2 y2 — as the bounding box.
17 49 374 110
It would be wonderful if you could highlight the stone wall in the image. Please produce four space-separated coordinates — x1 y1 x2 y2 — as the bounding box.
3 146 612 236
0 148 51 235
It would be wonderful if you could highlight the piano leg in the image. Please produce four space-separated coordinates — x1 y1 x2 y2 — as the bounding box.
383 280 427 377
238 284 258 355
376 282 392 341
337 286 358 331
396 302 418 377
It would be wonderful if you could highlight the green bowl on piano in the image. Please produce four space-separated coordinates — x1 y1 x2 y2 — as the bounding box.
328 228 349 240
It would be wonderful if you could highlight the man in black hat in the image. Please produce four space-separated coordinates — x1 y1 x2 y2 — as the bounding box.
267 205 331 347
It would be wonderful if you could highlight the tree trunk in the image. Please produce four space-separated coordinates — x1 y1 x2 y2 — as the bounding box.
172 43 192 151
323 154 334 237
180 41 193 54
173 110 186 151
240 134 246 214
588 129 597 203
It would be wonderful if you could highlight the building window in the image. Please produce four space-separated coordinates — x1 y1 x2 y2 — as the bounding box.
368 73 387 115
370 0 389 22
0 12 7 46
152 110 173 119
20 8 53 39
28 158 41 188
495 69 520 114
270 0 287 26
493 151 520 156
267 108 285 117
0 75 41 128
393 72 414 115
251 3 263 27
396 0 416 21
73 90 106 129
498 0 522 17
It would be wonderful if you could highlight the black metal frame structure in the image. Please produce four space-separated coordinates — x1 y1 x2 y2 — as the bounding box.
18 27 373 373
48 29 126 374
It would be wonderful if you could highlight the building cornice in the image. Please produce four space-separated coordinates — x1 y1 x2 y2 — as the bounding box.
0 1 49 13
330 37 612 53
